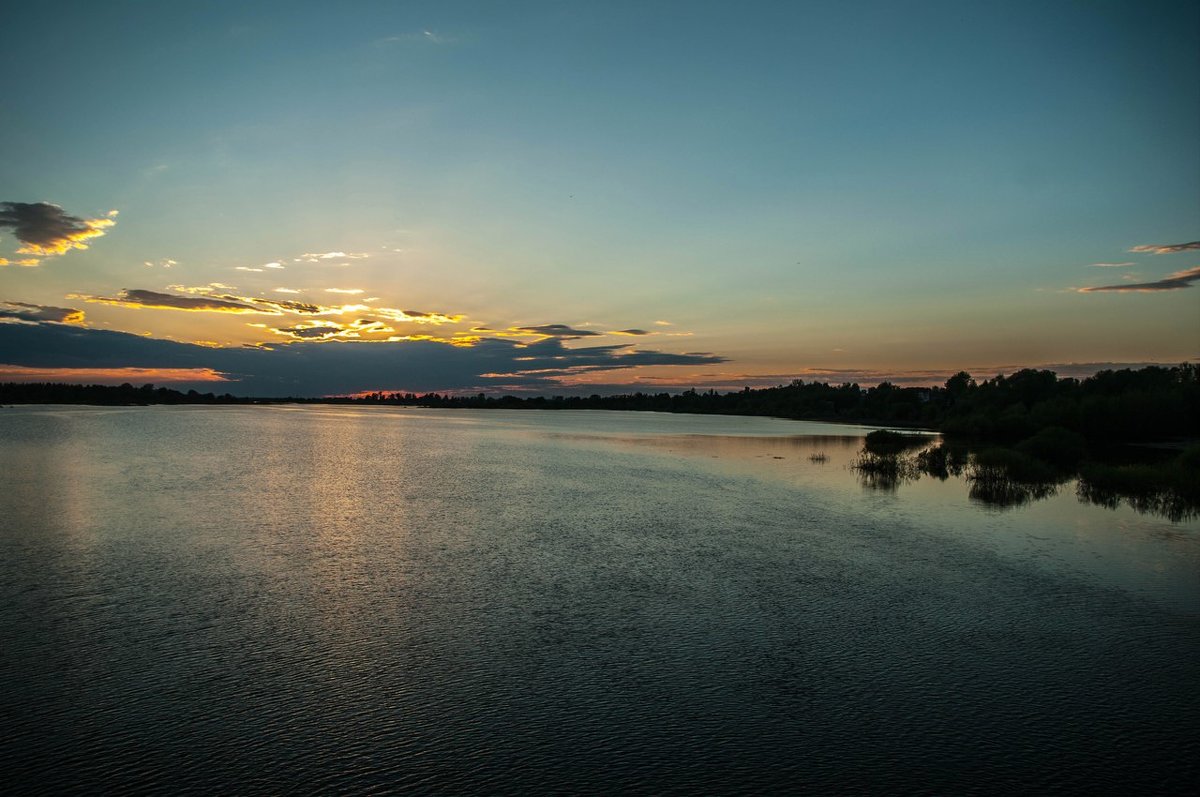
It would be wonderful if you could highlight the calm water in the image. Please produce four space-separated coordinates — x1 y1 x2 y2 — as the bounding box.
2 405 1197 793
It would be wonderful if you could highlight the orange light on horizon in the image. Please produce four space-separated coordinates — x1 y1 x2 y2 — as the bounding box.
0 365 231 384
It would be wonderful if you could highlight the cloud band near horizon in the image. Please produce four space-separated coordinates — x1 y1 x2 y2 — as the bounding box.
0 321 726 396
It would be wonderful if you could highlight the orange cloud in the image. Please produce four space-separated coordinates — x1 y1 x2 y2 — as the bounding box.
0 365 228 383
0 203 117 257
0 257 42 267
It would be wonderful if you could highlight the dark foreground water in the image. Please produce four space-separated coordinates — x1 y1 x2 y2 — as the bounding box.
2 406 1197 793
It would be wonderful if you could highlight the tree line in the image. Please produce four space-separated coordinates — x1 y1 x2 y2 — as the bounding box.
2 363 1196 442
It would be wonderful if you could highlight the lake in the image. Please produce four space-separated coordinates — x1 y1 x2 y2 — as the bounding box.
1 405 1197 793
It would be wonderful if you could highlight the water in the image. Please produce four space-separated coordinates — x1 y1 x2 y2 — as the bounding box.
2 405 1197 793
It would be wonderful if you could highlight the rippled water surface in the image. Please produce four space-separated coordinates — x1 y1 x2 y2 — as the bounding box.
2 406 1197 793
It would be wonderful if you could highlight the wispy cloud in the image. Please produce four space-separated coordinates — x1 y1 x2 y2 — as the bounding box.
297 251 370 262
263 261 285 269
1089 262 1133 268
274 288 301 294
235 266 263 272
167 283 236 295
143 258 178 269
1129 241 1200 255
0 257 41 267
374 308 463 324
0 300 85 324
511 324 602 339
325 288 364 295
377 30 456 46
1077 265 1200 293
0 202 117 260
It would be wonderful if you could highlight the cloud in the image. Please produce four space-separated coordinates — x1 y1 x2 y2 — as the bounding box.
0 301 85 324
378 30 456 46
235 266 264 272
0 202 117 258
263 262 285 269
0 323 727 396
270 319 395 341
73 289 271 314
654 320 673 326
274 288 301 294
0 257 41 267
0 365 229 384
298 251 370 262
1089 262 1133 268
72 288 464 332
611 329 650 336
325 288 364 295
143 259 178 269
512 324 602 339
374 308 463 324
1129 241 1200 255
271 324 343 340
1077 265 1200 293
167 283 237 295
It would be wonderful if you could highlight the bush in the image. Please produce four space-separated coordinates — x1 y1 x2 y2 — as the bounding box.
864 429 932 455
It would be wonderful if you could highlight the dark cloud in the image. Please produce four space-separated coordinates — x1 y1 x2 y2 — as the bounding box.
72 288 454 324
1129 241 1200 255
0 323 726 396
273 325 341 339
263 297 325 314
612 328 650 336
269 319 394 340
1078 265 1200 293
0 301 85 324
513 324 601 338
73 289 269 313
0 201 117 257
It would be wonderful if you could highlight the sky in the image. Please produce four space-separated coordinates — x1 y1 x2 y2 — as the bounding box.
1 0 1197 396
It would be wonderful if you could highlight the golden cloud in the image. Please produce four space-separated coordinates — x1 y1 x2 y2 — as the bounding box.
0 203 117 258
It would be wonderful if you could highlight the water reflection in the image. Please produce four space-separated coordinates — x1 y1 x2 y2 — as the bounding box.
967 475 1060 509
1077 480 1198 523
849 438 1197 521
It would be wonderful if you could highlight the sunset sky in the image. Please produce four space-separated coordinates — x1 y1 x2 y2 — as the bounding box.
2 0 1197 396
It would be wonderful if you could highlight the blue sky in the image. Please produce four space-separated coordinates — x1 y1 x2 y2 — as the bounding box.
1 1 1197 394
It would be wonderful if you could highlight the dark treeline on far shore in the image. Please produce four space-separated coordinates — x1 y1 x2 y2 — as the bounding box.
2 363 1197 443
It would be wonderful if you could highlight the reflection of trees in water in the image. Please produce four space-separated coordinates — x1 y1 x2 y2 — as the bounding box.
963 449 1066 511
851 440 1200 522
1077 481 1198 523
967 473 1058 509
